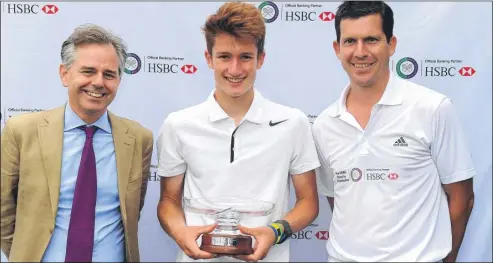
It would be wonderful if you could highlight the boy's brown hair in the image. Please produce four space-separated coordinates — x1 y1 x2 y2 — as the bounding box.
202 2 266 56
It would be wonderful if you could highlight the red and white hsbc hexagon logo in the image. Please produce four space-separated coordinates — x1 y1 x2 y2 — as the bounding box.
181 64 197 74
41 4 59 14
388 173 399 180
315 231 329 240
458 67 475 76
319 12 335 22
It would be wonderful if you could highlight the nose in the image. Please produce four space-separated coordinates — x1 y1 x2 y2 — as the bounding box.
91 73 104 88
227 58 242 76
354 40 369 59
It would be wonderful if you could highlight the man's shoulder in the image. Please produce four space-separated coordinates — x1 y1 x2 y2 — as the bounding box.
400 78 448 107
112 114 153 140
312 101 339 128
262 98 309 124
4 106 63 130
162 101 209 127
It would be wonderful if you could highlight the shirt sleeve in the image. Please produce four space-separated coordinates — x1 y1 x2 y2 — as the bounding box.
431 98 475 184
312 124 335 197
156 113 187 177
289 112 321 175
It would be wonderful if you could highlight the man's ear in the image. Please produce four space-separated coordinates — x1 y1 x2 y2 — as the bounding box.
256 51 265 69
205 50 213 69
60 64 69 87
333 40 341 60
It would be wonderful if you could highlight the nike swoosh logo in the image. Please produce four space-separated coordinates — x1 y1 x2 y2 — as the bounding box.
269 119 288 126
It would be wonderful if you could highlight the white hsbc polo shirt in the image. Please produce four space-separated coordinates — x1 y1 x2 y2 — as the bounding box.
157 89 320 262
312 74 475 262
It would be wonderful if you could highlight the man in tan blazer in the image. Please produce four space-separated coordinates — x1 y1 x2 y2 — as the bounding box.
1 24 153 262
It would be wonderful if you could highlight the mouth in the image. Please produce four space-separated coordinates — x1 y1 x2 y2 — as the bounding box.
351 62 375 69
224 76 246 84
83 90 106 99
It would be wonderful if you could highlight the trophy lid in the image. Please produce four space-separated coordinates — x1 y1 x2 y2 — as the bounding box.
183 196 275 218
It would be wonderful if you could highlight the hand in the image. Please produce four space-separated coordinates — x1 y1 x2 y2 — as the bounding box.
174 223 218 260
234 225 276 262
443 253 457 262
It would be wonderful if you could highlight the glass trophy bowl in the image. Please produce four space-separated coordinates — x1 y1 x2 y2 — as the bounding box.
183 196 275 255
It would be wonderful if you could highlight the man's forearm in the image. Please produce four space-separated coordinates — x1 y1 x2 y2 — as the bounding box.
444 193 475 262
157 198 187 241
282 196 319 233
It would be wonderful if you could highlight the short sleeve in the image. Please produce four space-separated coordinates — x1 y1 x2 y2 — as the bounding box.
431 98 475 184
312 124 334 197
156 113 187 177
289 112 321 175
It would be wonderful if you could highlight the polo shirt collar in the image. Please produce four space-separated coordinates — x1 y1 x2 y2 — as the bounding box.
376 73 403 106
208 89 264 124
327 73 403 118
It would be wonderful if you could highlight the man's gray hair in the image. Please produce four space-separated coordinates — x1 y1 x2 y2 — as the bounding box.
61 23 127 77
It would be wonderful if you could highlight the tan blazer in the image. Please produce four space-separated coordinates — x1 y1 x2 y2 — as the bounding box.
1 105 153 262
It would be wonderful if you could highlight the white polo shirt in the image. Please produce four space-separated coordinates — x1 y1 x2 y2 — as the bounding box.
312 73 475 262
157 89 320 262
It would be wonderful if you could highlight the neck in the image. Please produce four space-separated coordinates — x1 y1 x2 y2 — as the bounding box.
68 103 105 125
214 87 254 122
80 114 103 125
347 70 390 107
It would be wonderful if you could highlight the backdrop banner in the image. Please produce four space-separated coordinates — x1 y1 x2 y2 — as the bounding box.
1 2 491 262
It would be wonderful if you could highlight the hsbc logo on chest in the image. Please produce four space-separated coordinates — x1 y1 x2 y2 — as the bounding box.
388 173 399 180
4 4 59 14
364 168 398 181
366 172 386 180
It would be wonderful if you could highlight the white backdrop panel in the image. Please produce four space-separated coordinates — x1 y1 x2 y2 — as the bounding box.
1 2 491 262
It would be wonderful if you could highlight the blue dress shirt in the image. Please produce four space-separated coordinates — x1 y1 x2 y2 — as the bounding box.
42 103 124 262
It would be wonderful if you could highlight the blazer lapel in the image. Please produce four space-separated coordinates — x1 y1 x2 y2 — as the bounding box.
38 105 65 218
109 112 135 220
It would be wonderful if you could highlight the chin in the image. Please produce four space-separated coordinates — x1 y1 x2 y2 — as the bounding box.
81 102 106 114
227 90 247 98
351 77 375 88
83 108 104 116
221 86 246 97
357 81 374 88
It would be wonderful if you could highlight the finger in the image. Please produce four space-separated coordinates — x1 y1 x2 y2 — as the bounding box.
234 244 265 262
187 244 217 260
182 237 217 260
193 249 217 259
249 239 272 262
234 254 257 262
235 250 265 262
198 223 218 234
238 224 254 236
